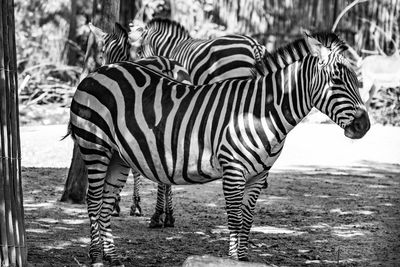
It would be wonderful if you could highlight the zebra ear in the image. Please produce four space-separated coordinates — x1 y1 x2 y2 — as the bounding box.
128 20 147 42
88 22 107 42
114 22 128 38
304 33 330 63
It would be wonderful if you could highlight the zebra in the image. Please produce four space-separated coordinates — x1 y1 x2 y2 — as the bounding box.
69 32 370 266
127 18 271 226
87 22 190 225
133 17 268 84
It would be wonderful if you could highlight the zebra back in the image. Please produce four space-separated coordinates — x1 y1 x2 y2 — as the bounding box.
134 18 267 84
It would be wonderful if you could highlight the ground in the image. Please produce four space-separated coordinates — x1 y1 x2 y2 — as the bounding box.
20 115 400 267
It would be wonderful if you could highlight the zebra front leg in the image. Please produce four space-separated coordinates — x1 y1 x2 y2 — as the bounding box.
130 172 143 216
163 184 175 227
222 172 245 260
149 183 166 228
238 177 266 261
100 153 130 267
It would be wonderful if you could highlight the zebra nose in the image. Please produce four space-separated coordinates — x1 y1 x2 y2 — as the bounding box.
353 109 370 133
344 109 370 139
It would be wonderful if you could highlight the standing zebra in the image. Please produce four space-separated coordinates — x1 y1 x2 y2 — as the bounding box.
87 22 190 223
69 32 370 266
133 17 268 84
128 18 270 227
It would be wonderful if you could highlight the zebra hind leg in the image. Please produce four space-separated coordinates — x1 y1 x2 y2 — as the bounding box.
163 184 175 227
149 183 166 228
100 153 130 267
76 143 111 266
130 172 143 216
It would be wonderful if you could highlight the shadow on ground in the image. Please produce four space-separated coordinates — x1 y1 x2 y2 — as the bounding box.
23 162 400 266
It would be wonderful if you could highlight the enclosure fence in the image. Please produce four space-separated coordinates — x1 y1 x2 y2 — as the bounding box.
0 0 27 266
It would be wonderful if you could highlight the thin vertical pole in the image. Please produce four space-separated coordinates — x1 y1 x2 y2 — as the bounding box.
0 0 27 266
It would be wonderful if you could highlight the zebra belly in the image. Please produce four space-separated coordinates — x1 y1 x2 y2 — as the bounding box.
116 132 223 185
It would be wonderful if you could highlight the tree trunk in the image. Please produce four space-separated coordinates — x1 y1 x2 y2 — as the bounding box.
120 0 141 29
65 0 78 66
60 144 87 204
61 0 120 203
0 0 27 265
96 0 120 32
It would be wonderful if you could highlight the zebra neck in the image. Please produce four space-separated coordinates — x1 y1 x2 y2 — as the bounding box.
260 57 314 139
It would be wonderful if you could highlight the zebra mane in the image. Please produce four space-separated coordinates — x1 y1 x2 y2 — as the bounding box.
262 32 348 73
102 23 129 46
310 31 347 52
147 18 191 38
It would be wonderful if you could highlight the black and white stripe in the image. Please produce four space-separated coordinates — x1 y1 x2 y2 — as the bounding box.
137 18 267 84
88 22 191 223
70 32 370 266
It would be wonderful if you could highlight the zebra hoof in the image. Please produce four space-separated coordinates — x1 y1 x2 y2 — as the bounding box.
149 214 163 228
110 259 124 267
91 261 104 267
112 202 121 217
129 205 142 217
111 210 120 217
238 256 249 261
163 214 175 227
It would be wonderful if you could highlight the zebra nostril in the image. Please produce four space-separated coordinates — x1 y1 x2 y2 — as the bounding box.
353 109 370 133
354 119 363 132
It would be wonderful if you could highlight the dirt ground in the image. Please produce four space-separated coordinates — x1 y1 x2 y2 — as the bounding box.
19 117 400 267
24 163 400 267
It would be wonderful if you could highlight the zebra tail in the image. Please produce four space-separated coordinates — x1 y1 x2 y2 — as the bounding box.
60 122 75 141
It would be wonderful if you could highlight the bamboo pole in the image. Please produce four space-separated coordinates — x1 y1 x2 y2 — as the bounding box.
0 0 27 266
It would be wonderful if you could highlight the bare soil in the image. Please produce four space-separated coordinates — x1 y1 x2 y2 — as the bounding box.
24 163 400 266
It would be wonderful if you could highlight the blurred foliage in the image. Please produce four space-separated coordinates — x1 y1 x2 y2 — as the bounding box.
369 86 400 126
14 0 400 126
15 0 91 108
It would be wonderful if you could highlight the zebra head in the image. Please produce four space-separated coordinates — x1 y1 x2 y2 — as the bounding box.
305 32 370 139
88 22 131 65
128 19 147 60
136 18 191 58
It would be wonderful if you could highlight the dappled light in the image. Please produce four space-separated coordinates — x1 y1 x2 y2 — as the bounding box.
251 226 305 235
305 258 366 265
330 208 374 216
0 0 393 266
26 228 49 234
332 228 366 238
21 159 400 265
24 201 57 210
20 150 400 265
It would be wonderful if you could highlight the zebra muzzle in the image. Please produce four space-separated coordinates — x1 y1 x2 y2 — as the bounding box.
344 109 370 139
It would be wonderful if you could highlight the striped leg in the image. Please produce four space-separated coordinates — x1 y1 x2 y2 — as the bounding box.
149 184 175 228
111 194 121 217
78 145 111 266
238 176 266 260
222 168 246 260
163 184 175 227
100 152 130 266
149 183 166 228
130 172 142 216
